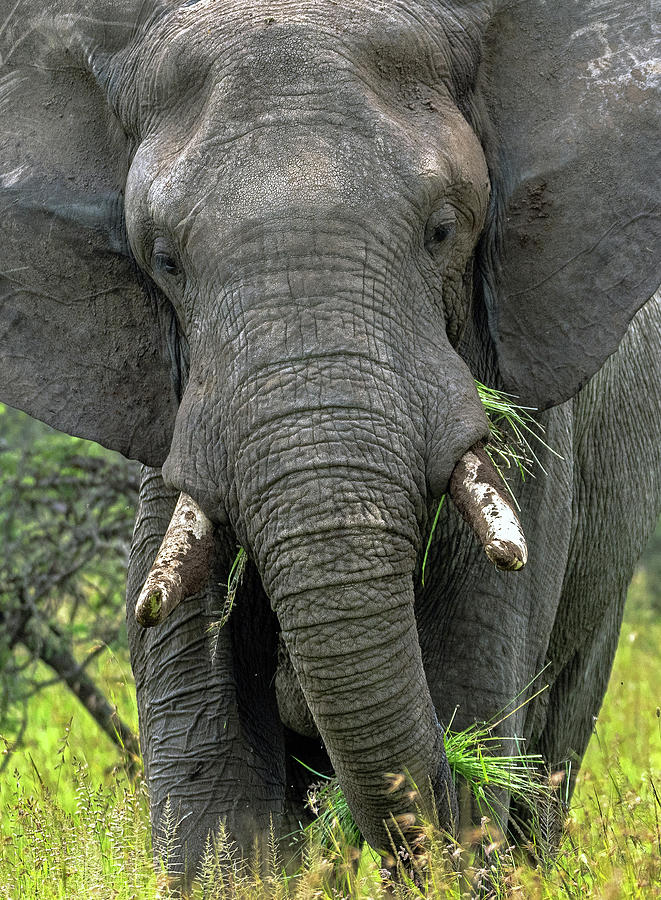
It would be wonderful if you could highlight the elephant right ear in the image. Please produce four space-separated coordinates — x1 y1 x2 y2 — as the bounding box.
480 1 660 410
0 8 178 465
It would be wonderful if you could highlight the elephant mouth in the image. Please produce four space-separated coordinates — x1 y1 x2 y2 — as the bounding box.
134 442 527 628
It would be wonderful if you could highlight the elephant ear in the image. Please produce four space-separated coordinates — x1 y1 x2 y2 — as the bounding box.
481 1 660 409
0 2 178 464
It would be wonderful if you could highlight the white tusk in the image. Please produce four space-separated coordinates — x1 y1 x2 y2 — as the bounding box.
449 446 528 571
135 493 214 627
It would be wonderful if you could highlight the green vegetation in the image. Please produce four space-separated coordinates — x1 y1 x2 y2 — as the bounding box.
422 381 554 585
0 603 658 897
474 380 555 485
305 694 554 851
208 547 248 644
0 404 138 760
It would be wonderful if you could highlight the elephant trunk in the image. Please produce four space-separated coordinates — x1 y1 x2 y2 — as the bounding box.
250 475 457 852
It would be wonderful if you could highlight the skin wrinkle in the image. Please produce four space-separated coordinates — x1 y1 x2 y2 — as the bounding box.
233 409 422 476
221 338 432 428
317 719 440 772
290 672 424 726
249 503 419 586
299 655 419 703
213 316 464 440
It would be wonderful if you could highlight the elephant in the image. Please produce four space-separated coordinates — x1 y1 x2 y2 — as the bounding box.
1 0 660 886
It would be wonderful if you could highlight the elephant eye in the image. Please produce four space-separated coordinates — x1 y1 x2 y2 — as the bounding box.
424 210 456 257
154 253 180 276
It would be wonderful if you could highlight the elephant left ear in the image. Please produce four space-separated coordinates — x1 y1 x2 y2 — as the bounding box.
480 1 660 409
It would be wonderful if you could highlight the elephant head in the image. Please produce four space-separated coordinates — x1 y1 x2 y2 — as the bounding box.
1 0 658 854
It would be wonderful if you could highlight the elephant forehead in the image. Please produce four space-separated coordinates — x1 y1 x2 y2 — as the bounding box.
121 5 490 234
118 3 474 134
154 126 405 221
140 113 488 251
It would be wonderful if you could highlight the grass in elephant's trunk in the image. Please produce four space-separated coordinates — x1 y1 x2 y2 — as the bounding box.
301 689 556 854
204 382 559 856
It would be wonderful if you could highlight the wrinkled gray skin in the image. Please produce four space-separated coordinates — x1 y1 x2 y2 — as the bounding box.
1 0 660 885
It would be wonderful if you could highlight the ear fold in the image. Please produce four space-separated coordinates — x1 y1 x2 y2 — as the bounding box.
0 5 178 465
481 1 660 409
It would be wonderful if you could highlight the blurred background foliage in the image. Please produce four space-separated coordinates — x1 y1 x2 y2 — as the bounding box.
0 403 140 771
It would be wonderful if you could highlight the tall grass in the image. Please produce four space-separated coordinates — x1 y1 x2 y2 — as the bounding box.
1 610 658 898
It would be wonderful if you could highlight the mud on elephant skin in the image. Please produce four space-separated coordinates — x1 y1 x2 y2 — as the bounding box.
1 0 660 885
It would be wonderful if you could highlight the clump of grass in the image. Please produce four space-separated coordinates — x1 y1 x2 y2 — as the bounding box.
303 718 551 855
305 768 363 849
474 380 553 483
445 726 546 817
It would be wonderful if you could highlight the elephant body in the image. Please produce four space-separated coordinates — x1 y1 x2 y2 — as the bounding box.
1 0 659 884
126 291 661 874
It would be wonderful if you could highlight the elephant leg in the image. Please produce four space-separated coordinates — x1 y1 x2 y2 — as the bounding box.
127 467 287 888
527 291 661 837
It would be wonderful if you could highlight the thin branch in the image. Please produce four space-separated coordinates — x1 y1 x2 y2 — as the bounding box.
18 621 141 771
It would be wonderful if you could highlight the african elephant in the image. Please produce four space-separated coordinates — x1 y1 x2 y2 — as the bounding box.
1 0 660 886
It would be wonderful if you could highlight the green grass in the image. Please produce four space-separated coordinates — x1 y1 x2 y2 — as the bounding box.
0 602 659 898
304 693 553 853
208 547 247 644
0 646 138 812
0 649 155 899
474 380 556 484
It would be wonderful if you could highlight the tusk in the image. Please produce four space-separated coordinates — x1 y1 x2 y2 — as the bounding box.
135 493 214 627
449 446 528 571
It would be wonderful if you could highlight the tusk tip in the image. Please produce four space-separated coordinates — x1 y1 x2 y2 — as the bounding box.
485 539 528 571
136 589 164 627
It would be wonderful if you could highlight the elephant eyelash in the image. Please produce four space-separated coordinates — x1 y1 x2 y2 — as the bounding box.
424 210 457 256
153 252 181 276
